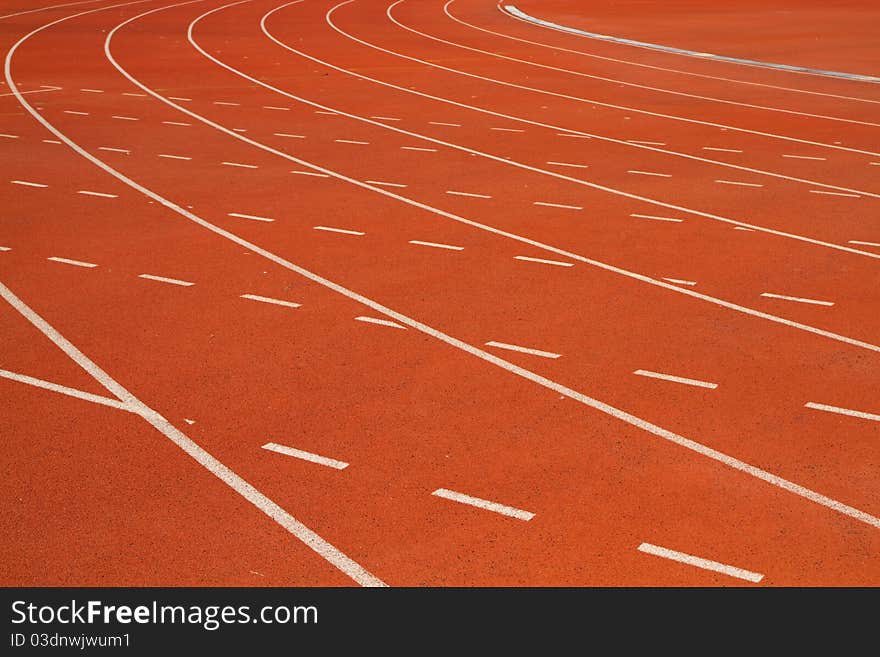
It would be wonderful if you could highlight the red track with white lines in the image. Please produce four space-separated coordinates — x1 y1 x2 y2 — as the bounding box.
1 0 878 587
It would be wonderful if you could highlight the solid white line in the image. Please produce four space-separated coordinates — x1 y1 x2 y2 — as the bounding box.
429 121 461 127
491 126 524 132
804 402 880 422
485 341 561 359
262 442 349 469
263 105 290 110
716 180 763 187
703 147 742 153
630 213 683 223
240 293 301 308
80 88 102 93
760 292 834 306
409 239 463 251
221 161 258 168
783 154 826 161
291 170 329 177
11 180 47 187
662 278 697 286
162 120 190 126
638 543 763 583
0 368 135 413
274 132 305 138
314 225 364 235
627 140 665 146
335 139 369 144
168 96 191 101
47 256 97 268
634 369 718 389
354 315 405 329
848 240 880 248
628 170 671 178
447 190 491 198
158 153 191 160
111 115 138 120
809 190 861 198
0 133 18 138
546 161 588 169
370 115 400 121
63 110 88 115
77 190 117 198
213 100 239 106
138 273 195 286
98 146 130 153
365 180 407 188
228 212 274 222
432 488 534 521
514 255 573 267
401 145 436 151
533 201 582 210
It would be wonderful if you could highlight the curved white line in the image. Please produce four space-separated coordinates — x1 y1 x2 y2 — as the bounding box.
0 0 107 20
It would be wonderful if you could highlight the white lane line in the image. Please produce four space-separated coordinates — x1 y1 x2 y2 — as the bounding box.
514 255 573 267
848 240 880 248
638 543 763 583
221 161 258 168
715 179 763 187
314 225 365 236
491 126 524 132
804 402 880 422
168 96 191 101
429 121 461 127
630 213 683 223
162 120 190 126
546 161 588 169
702 147 743 153
213 100 239 106
533 201 582 210
263 105 289 110
0 133 19 138
63 109 88 115
335 138 369 145
634 369 718 389
80 88 103 93
370 115 400 121
760 292 834 306
111 115 138 120
47 256 97 268
485 341 561 359
77 190 117 198
627 140 665 146
809 190 861 198
158 153 191 160
432 488 534 521
274 132 305 138
409 239 463 251
292 170 329 177
262 442 349 469
10 180 47 187
628 170 671 178
228 212 274 223
138 273 194 286
240 293 301 308
42 139 61 144
783 154 826 161
401 145 437 152
365 180 407 188
98 146 130 153
0 369 134 413
446 190 491 198
354 315 405 329
662 277 697 286
122 92 147 97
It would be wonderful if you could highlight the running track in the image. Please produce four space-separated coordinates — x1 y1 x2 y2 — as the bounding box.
1 0 878 587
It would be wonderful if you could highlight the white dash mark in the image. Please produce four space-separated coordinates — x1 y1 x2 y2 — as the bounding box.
627 140 666 146
315 110 338 115
446 190 492 199
401 146 437 152
42 139 61 144
783 154 826 161
432 488 534 521
848 240 880 248
98 146 130 154
314 226 365 236
354 315 405 329
365 180 407 188
138 274 194 287
533 201 582 210
491 127 525 132
80 88 103 93
213 101 240 106
804 402 880 422
628 170 671 178
184 418 196 425
122 92 147 97
77 190 117 198
514 255 574 267
869 162 880 166
0 246 10 251
485 341 561 359
702 147 743 153
809 190 860 198
262 442 349 469
371 115 400 121
662 277 697 286
263 105 290 111
240 294 301 308
634 369 717 389
158 154 191 160
638 543 763 583
221 161 259 169
0 133 19 139
274 132 305 138
10 180 47 188
47 256 97 268
63 110 88 115
630 213 683 223
556 133 591 139
335 139 369 145
715 179 763 187
292 170 329 177
162 121 190 126
409 240 464 251
429 121 461 127
760 292 834 306
168 96 191 101
228 212 274 223
734 226 755 231
546 161 589 169
111 115 139 121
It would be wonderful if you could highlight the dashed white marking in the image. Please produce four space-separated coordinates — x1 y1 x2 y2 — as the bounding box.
432 488 534 521
485 341 561 359
556 132 590 138
111 115 138 121
627 140 665 146
292 170 329 177
122 92 147 97
760 292 834 306
10 180 47 188
158 154 191 160
42 139 61 144
783 154 826 161
184 418 196 425
162 120 190 126
314 225 365 236
80 88 103 93
734 226 755 231
804 402 880 422
222 161 258 169
47 256 97 268
0 133 19 138
168 96 191 101
446 190 492 198
546 161 588 169
213 101 239 106
354 315 405 329
702 147 743 153
335 139 369 145
98 146 130 153
240 293 301 308
370 115 400 121
634 369 717 389
638 543 763 583
263 105 290 111
848 240 880 248
533 201 582 210
228 212 274 223
315 110 338 115
429 121 461 127
662 277 697 286
77 190 117 198
262 442 349 469
809 190 860 198
628 170 671 178
0 246 10 252
869 162 880 166
365 180 407 188
491 126 524 132
715 179 763 187
409 240 464 251
274 132 305 138
514 255 573 267
63 110 88 115
138 273 194 287
401 146 437 152
630 213 683 223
